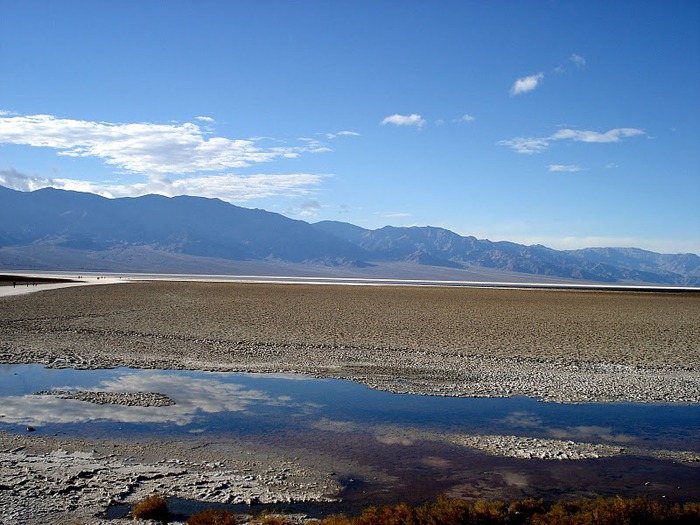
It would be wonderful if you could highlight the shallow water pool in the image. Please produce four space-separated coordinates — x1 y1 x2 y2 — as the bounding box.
1 364 699 507
1 364 698 449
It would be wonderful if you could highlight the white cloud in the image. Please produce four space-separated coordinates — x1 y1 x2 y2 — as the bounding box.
381 113 426 127
569 53 586 67
194 116 216 123
499 127 645 154
0 168 326 202
496 136 550 154
0 113 321 175
551 128 645 143
297 136 333 153
510 72 544 95
459 114 475 122
547 164 584 172
327 130 360 138
0 371 320 427
0 168 53 192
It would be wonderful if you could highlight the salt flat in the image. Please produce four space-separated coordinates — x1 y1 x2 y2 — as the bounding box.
1 280 698 392
1 280 699 524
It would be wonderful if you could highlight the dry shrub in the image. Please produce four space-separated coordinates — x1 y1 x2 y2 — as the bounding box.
469 499 509 524
531 496 700 525
187 507 237 525
353 502 419 525
131 493 170 522
417 496 471 524
308 495 700 525
250 513 297 525
316 516 353 525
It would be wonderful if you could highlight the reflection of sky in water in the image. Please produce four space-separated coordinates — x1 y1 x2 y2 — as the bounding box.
0 364 698 451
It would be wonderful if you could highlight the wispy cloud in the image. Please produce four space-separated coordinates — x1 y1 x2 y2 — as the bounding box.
550 128 645 143
377 211 412 218
297 137 333 153
510 72 544 96
515 53 585 90
326 130 360 138
381 113 426 127
499 127 645 154
547 164 584 172
458 114 476 123
0 168 326 202
569 53 586 67
194 115 216 123
497 137 550 154
0 113 326 175
553 53 587 74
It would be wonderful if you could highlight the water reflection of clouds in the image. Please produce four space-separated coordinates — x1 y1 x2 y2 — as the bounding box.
0 371 320 427
500 411 636 444
247 373 320 382
500 411 544 428
312 418 419 446
549 425 636 443
312 418 361 433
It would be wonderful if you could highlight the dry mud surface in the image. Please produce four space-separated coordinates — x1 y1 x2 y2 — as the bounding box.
1 281 699 523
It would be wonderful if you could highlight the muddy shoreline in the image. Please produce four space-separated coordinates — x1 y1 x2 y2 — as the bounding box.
1 281 699 523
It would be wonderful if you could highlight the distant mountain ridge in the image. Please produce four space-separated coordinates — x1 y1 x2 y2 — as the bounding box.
1 186 698 286
0 185 365 264
312 221 700 286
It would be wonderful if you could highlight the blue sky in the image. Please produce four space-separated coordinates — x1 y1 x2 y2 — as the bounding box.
1 1 698 254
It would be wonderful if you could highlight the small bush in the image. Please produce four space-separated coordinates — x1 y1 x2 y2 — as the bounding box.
250 513 297 525
353 502 420 525
305 495 700 525
316 516 353 525
187 508 237 525
132 494 170 523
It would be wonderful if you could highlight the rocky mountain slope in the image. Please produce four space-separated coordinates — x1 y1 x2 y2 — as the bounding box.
1 186 698 285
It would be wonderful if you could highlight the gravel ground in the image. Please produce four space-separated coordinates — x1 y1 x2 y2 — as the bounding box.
1 281 699 523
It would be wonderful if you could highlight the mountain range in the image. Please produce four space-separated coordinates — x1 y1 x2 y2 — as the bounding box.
1 185 698 286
